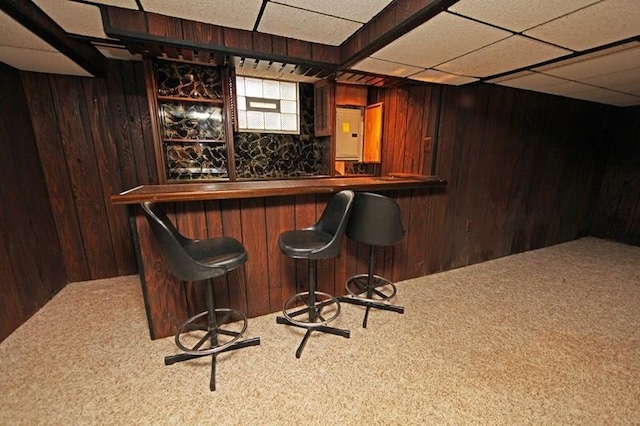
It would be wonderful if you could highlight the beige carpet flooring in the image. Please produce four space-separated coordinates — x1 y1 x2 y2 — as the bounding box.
1 237 639 425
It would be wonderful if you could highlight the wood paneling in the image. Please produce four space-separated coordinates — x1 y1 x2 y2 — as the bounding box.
435 84 611 270
5 50 633 342
591 106 640 245
21 60 155 283
0 63 67 342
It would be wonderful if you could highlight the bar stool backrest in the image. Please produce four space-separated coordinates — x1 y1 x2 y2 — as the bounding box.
306 190 355 259
347 192 405 247
141 201 233 281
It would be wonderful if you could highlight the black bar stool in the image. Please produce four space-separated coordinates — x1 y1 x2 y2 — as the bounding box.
338 192 405 328
276 190 355 358
141 202 260 391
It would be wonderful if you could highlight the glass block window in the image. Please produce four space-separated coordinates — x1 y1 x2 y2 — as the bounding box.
236 76 299 134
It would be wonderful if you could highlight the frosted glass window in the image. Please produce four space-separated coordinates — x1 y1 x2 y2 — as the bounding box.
281 100 297 114
237 96 246 111
264 112 281 130
247 111 265 129
280 82 297 100
237 111 247 129
281 114 298 131
263 80 280 99
244 78 263 97
236 79 245 96
235 76 299 134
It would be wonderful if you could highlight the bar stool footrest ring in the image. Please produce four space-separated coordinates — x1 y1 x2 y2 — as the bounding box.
175 308 248 356
282 291 341 328
346 274 397 302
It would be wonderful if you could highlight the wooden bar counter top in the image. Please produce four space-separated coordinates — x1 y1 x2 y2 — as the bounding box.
112 174 447 205
115 174 446 340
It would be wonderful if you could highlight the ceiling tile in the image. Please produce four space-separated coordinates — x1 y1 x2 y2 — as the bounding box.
33 0 108 39
408 69 478 86
524 0 640 51
140 0 263 30
0 46 92 76
491 71 594 95
259 2 361 45
605 79 640 96
436 35 570 78
274 0 392 23
567 86 640 106
0 10 55 51
490 71 640 106
351 57 423 78
534 44 640 80
371 12 511 68
449 0 600 32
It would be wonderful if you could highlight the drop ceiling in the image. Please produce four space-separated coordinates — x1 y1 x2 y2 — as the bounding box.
0 0 638 107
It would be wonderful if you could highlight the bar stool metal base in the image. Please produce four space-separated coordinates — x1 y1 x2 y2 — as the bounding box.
346 273 397 301
277 290 350 358
339 273 404 329
164 282 261 391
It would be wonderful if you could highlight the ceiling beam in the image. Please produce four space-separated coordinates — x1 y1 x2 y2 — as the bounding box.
340 0 460 69
0 0 106 77
101 6 341 70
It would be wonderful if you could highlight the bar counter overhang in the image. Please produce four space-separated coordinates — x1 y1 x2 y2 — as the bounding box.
112 175 447 339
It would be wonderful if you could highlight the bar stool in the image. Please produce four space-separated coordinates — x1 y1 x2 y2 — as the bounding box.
338 192 405 328
276 190 355 358
141 202 260 391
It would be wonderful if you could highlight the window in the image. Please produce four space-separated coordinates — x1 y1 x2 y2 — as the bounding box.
235 76 299 134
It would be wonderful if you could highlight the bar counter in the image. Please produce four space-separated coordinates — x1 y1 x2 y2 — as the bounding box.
116 174 447 340
111 174 447 204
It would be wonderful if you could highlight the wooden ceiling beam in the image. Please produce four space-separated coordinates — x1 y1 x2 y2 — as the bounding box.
102 7 340 72
0 0 106 77
339 0 460 68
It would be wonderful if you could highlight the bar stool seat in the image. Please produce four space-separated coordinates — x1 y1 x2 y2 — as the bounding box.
141 202 260 391
338 192 405 328
276 190 355 358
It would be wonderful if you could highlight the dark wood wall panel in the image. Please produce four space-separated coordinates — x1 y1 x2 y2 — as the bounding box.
0 63 67 342
264 196 296 310
220 199 249 315
21 60 155 283
50 75 118 279
240 197 271 317
82 77 132 277
435 84 611 270
591 106 640 245
22 72 90 281
6 51 633 342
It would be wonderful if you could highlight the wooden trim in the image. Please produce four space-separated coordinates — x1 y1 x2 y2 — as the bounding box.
222 66 237 181
143 58 167 184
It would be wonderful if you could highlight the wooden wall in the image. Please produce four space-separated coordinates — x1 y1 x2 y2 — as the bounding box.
0 63 67 341
372 82 612 273
21 60 157 283
1 60 157 342
3 55 633 341
591 106 640 245
432 84 610 270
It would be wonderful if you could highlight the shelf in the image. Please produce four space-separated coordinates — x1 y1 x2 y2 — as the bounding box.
163 139 225 143
157 95 223 104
